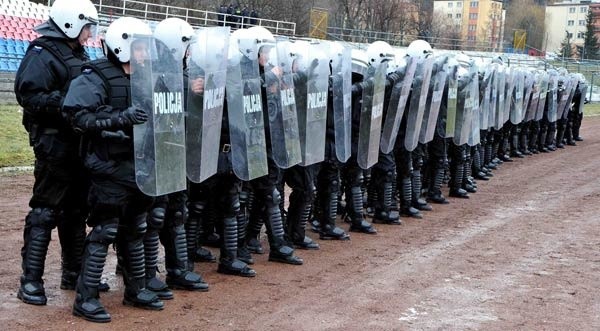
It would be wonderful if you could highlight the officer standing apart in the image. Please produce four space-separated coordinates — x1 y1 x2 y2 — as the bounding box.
14 0 100 306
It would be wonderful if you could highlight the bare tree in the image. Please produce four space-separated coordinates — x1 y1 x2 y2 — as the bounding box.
503 0 545 51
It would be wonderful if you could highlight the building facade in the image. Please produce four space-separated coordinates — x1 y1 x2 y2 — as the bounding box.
544 0 597 57
434 0 505 51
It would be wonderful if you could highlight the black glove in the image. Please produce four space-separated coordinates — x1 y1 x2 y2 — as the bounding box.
44 91 64 112
120 106 148 125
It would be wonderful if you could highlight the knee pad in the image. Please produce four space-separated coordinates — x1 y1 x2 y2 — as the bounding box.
147 207 165 230
88 221 118 245
188 200 205 217
385 170 394 183
28 208 57 229
265 188 281 208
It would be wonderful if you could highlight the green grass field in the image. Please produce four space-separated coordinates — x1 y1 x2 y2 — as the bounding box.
584 103 600 116
0 105 33 168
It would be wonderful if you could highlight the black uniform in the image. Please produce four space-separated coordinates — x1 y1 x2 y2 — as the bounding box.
63 57 163 322
14 33 90 306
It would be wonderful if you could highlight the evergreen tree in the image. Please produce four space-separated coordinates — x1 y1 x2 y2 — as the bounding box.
559 33 572 59
583 9 600 60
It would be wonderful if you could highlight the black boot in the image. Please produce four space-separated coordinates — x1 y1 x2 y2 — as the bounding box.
265 190 303 265
412 170 432 211
72 223 118 323
144 207 174 300
218 217 256 277
287 196 320 250
236 202 254 265
427 168 449 204
186 201 216 264
449 163 469 199
319 192 350 240
556 124 566 148
346 185 377 234
510 135 524 158
18 208 55 306
400 177 422 218
163 208 210 290
373 179 401 224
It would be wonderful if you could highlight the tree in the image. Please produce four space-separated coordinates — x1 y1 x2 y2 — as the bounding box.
559 32 573 59
582 8 600 60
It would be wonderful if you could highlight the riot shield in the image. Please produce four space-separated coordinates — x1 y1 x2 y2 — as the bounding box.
578 83 588 114
488 66 498 130
404 57 434 151
132 36 186 196
294 41 329 166
535 73 549 121
557 78 574 120
468 65 480 147
510 69 524 125
380 56 417 153
186 27 229 183
265 37 302 168
331 42 352 162
480 65 494 131
453 67 474 146
503 67 516 125
226 33 268 181
445 62 458 138
547 71 559 122
494 66 506 129
358 61 387 169
521 72 535 122
419 63 447 144
525 73 540 122
562 77 578 120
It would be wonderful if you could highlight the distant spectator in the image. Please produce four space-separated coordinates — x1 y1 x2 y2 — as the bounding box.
218 4 227 26
233 6 242 29
250 9 258 26
241 6 249 28
226 4 234 28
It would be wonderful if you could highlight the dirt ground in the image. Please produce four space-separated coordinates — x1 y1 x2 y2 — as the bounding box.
1 118 600 331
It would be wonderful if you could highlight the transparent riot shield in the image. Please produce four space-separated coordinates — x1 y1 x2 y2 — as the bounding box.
468 65 480 147
494 67 506 129
419 65 447 144
445 62 458 138
547 72 559 122
294 41 329 166
510 69 524 125
488 67 497 130
186 27 229 183
578 83 588 114
265 37 302 168
522 72 535 122
226 34 268 181
380 56 417 153
562 78 578 120
358 61 387 169
503 67 515 125
132 36 186 196
453 68 474 146
535 73 549 121
557 79 574 120
404 57 434 151
331 42 352 162
480 66 494 131
526 73 540 122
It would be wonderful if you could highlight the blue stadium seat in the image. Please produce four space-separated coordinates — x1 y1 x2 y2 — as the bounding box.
16 45 25 56
5 44 16 55
5 38 16 46
0 44 7 53
0 38 6 46
0 61 8 72
8 61 18 72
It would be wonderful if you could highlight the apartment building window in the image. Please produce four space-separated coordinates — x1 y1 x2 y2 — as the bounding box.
568 20 574 26
581 6 587 13
569 7 576 13
578 32 585 39
468 24 477 31
470 1 478 8
448 2 453 8
579 20 585 26
456 13 462 18
448 13 453 18
567 32 573 38
469 13 478 19
457 2 462 7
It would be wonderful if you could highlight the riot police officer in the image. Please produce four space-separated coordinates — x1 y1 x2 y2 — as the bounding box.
14 0 99 306
63 17 164 322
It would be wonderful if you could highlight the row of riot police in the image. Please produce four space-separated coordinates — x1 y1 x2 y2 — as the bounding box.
14 0 587 323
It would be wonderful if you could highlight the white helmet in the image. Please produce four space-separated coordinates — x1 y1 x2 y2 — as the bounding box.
154 17 194 61
104 17 152 63
406 39 433 59
351 48 368 76
366 40 395 66
37 0 98 39
232 28 258 60
455 53 472 68
247 26 276 53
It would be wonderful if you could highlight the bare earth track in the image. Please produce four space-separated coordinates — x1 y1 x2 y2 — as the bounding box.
1 118 599 330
